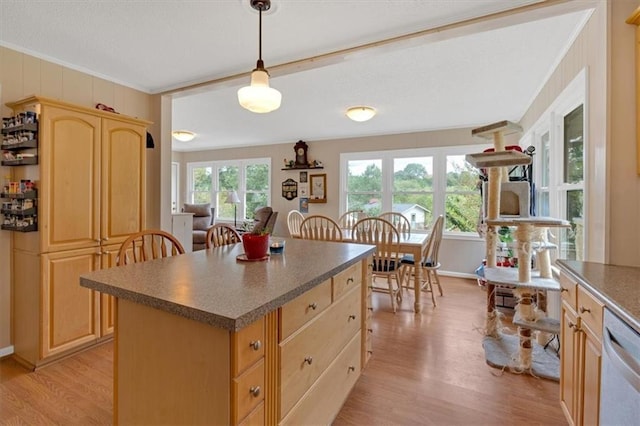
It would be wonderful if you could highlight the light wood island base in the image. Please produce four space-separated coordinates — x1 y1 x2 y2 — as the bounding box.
80 239 374 425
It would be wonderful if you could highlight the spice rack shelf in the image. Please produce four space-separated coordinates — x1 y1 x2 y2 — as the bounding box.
2 139 38 151
1 189 38 233
1 157 38 166
2 113 39 166
1 190 37 199
1 223 37 232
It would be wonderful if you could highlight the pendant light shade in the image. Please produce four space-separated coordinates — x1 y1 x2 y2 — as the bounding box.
238 0 281 113
238 69 282 113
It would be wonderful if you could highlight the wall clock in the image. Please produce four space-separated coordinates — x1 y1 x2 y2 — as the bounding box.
294 140 308 167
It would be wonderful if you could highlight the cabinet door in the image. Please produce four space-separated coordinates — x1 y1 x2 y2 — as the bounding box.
580 324 602 426
99 243 121 337
101 118 146 246
40 106 101 252
560 301 578 426
41 247 100 358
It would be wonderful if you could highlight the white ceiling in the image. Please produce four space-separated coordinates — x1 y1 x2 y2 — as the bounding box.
0 1 593 152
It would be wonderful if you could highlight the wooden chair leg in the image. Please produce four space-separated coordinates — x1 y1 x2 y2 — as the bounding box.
421 269 437 307
394 273 403 302
387 275 396 313
432 269 443 296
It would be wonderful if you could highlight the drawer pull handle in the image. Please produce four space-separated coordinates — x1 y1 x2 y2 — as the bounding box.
560 288 568 293
304 356 313 365
308 302 317 310
579 306 591 314
249 340 261 351
249 386 261 398
367 328 373 333
348 366 355 372
367 350 373 354
568 322 579 332
348 314 357 321
347 277 354 285
367 307 374 311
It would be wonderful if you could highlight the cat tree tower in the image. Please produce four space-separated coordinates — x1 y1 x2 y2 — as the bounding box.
466 120 569 379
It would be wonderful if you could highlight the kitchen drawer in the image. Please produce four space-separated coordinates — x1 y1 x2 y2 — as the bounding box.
280 332 361 426
280 279 332 341
559 273 577 309
280 285 361 417
333 262 361 301
577 286 603 338
232 317 265 376
233 359 265 424
238 402 264 426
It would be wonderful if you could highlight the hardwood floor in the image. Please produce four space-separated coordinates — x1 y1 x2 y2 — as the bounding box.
0 277 566 425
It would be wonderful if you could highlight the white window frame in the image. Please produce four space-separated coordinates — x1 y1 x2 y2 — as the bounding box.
521 68 586 259
186 158 271 222
340 145 490 238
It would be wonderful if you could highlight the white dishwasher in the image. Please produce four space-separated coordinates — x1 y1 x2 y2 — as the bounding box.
599 308 640 426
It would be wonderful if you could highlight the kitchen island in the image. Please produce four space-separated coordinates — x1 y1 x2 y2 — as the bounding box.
80 238 374 425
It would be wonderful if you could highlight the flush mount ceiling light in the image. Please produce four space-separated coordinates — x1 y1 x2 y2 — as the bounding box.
172 130 196 142
237 0 282 113
346 106 376 122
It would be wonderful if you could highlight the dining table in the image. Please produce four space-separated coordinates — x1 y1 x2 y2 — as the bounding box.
342 229 431 313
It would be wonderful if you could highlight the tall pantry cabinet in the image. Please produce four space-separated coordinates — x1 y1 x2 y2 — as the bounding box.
8 96 149 369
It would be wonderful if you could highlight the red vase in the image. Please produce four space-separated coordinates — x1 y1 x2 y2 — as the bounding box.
242 234 269 259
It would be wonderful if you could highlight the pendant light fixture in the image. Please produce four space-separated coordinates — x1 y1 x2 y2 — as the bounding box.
237 0 282 113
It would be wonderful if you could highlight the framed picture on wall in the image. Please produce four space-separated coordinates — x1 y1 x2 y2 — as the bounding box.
300 197 309 213
309 174 326 203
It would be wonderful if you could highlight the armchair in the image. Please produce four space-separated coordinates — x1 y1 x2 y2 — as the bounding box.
183 203 215 251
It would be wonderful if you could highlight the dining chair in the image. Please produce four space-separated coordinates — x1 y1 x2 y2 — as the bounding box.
379 212 411 237
338 210 367 230
287 209 305 238
352 217 403 313
399 215 444 307
205 224 242 249
117 229 185 266
299 215 343 242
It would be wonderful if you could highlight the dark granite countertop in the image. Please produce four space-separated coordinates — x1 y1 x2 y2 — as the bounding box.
557 260 640 334
80 238 374 332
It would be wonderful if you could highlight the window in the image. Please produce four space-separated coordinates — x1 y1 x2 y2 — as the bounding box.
341 146 489 234
445 155 482 232
523 70 585 260
187 158 271 222
345 158 382 215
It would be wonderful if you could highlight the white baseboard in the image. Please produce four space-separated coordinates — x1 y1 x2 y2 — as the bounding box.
0 345 14 357
439 270 479 280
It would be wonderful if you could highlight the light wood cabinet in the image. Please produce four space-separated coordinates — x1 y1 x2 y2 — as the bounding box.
559 272 603 426
112 256 373 426
9 96 149 369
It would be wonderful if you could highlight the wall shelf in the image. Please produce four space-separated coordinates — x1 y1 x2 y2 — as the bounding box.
281 166 324 171
2 139 38 150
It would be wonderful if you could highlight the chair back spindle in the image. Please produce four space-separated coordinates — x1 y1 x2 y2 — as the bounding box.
117 230 185 266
